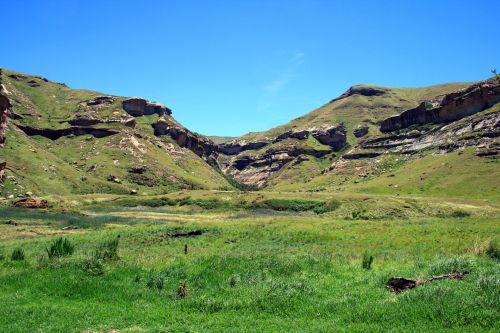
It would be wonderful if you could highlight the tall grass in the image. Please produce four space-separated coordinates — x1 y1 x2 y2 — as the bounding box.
46 237 74 258
93 237 119 261
11 248 25 261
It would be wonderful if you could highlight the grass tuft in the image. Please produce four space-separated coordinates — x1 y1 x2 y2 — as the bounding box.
485 239 500 261
46 237 75 258
81 257 105 276
94 237 119 261
11 248 25 261
361 252 374 270
146 273 165 291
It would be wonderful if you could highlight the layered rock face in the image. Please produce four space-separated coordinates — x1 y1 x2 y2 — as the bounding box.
0 69 9 147
310 125 346 150
381 78 500 132
359 109 500 156
152 117 217 158
0 69 10 180
218 140 268 155
216 125 347 187
122 98 172 117
17 125 119 140
222 144 332 187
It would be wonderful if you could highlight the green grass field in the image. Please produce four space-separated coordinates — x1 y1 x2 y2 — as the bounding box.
0 193 499 332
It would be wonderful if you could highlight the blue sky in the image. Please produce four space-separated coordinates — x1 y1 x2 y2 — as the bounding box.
3 0 500 136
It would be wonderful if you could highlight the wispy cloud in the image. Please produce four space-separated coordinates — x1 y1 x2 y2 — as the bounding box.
264 52 305 95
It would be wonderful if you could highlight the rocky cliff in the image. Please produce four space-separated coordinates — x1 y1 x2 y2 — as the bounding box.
0 69 10 180
381 78 500 132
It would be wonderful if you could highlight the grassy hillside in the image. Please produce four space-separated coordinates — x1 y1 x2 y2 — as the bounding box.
241 83 471 143
0 69 232 197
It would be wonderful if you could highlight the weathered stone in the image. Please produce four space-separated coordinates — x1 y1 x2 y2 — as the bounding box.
86 95 116 106
152 118 217 157
122 98 172 117
218 140 269 155
381 78 500 132
17 125 119 140
353 124 369 137
273 129 309 142
311 124 347 150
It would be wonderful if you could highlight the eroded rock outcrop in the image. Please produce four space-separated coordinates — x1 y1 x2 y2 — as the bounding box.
358 109 500 156
0 69 9 147
221 145 333 187
0 69 11 180
273 129 310 142
310 125 347 150
17 125 119 140
152 117 217 157
122 98 172 117
353 124 369 137
381 78 500 132
218 140 269 155
86 95 116 106
330 85 387 103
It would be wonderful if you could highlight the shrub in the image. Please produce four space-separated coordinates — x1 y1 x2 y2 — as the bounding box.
146 273 165 291
0 253 5 261
362 252 374 270
177 280 189 299
485 239 500 261
11 248 25 261
94 237 119 261
81 257 104 276
46 237 74 258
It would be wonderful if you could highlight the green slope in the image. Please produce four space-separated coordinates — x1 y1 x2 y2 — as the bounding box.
0 69 232 197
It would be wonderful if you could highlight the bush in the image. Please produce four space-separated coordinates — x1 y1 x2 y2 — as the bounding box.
11 248 25 261
146 273 165 291
485 239 500 261
81 257 104 276
0 253 5 261
362 252 374 270
46 237 74 258
94 237 119 261
177 280 189 299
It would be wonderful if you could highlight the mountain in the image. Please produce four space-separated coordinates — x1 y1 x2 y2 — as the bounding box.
0 67 499 199
215 82 478 187
0 69 232 197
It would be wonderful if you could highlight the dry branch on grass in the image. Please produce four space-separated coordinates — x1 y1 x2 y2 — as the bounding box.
386 272 468 293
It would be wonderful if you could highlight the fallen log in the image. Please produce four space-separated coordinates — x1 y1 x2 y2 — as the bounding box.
386 272 468 293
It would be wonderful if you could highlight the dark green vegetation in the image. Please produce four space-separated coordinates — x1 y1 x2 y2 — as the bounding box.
0 193 499 332
46 237 74 258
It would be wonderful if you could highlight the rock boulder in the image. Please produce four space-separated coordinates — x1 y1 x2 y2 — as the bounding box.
122 98 172 117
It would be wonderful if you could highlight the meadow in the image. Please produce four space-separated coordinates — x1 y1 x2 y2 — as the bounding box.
0 192 499 332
